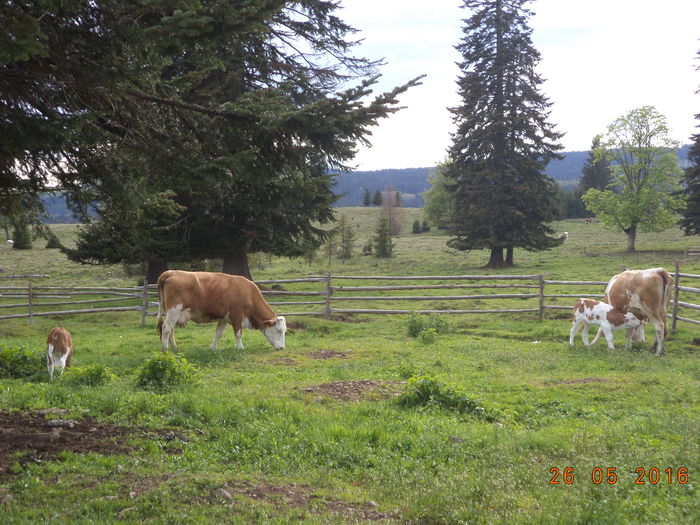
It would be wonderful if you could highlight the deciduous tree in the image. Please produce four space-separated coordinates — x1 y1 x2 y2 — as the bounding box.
582 106 683 252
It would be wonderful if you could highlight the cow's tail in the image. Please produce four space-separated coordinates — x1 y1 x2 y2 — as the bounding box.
659 269 674 335
156 271 170 338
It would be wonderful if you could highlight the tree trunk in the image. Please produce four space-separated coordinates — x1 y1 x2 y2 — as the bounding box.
505 246 514 266
486 247 504 268
626 224 637 253
146 259 168 285
222 251 251 279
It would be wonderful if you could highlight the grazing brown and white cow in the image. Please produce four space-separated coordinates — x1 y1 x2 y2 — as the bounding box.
156 270 286 352
46 327 73 380
591 268 673 355
569 298 642 350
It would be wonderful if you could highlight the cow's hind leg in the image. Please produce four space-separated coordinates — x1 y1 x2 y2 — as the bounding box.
161 307 182 351
651 320 665 356
590 326 603 346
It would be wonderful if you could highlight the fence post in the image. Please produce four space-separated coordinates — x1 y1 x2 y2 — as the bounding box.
672 261 680 333
28 281 33 324
538 275 544 320
141 280 149 327
323 272 332 320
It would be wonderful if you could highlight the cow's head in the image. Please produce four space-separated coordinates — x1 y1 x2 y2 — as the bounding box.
262 316 286 350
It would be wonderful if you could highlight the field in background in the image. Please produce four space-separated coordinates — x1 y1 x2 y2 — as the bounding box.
1 212 699 523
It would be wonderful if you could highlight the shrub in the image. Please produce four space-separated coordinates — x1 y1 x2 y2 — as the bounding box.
422 220 431 232
407 314 447 338
64 365 117 387
45 230 62 249
0 346 44 379
427 314 448 334
137 353 200 391
397 375 495 421
419 328 438 344
412 220 421 234
407 314 426 337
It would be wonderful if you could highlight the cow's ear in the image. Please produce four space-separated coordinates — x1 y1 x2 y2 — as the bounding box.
263 318 277 328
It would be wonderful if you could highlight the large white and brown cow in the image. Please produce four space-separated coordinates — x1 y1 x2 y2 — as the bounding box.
591 268 673 355
157 270 286 351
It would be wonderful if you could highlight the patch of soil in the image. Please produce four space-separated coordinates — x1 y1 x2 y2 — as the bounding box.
555 377 607 385
301 380 405 401
0 410 187 478
691 337 700 347
216 480 395 521
307 349 348 360
268 357 298 366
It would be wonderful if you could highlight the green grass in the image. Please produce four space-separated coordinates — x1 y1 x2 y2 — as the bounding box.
0 214 699 523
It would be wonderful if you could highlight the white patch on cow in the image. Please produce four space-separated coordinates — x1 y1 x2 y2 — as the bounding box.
242 317 251 329
161 304 190 351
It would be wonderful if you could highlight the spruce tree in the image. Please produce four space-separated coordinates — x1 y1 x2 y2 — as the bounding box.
678 49 700 236
363 189 372 206
447 0 563 267
11 219 32 250
61 1 421 280
579 136 612 193
372 189 383 206
373 215 394 258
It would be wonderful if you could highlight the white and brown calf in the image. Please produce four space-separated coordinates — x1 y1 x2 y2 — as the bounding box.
569 299 642 350
46 327 73 380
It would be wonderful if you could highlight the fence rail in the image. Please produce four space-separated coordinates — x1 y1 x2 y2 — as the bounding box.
1 265 699 330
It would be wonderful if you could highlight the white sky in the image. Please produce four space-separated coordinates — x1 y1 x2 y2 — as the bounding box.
338 0 700 170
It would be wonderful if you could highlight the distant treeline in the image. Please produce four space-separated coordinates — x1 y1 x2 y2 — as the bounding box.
41 146 691 221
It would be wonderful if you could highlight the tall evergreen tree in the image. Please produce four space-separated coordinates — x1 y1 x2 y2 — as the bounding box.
362 188 372 206
60 1 421 280
579 136 613 193
446 0 563 268
678 48 700 236
372 189 383 206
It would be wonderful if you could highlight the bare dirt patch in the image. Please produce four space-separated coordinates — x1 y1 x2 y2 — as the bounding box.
268 357 298 366
301 380 405 401
0 410 186 478
553 377 607 385
307 349 349 360
216 480 395 521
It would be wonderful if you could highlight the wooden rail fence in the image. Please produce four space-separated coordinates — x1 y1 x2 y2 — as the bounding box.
1 265 699 331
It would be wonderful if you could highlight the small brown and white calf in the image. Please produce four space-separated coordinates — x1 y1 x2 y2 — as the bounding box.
46 327 73 379
569 299 642 350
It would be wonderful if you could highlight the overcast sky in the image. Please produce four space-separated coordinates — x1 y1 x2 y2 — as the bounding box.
338 0 700 171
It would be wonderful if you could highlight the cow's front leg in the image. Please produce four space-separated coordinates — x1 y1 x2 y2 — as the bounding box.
211 320 227 350
568 321 579 346
235 329 245 350
602 327 615 350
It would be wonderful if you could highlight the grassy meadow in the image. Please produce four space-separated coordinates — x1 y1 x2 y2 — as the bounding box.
0 209 699 524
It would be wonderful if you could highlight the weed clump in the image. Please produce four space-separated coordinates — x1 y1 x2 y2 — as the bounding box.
137 353 200 391
407 314 448 339
398 375 496 421
0 346 44 380
64 365 117 387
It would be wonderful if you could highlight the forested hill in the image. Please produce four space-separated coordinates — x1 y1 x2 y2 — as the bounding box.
40 146 692 221
333 145 691 207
